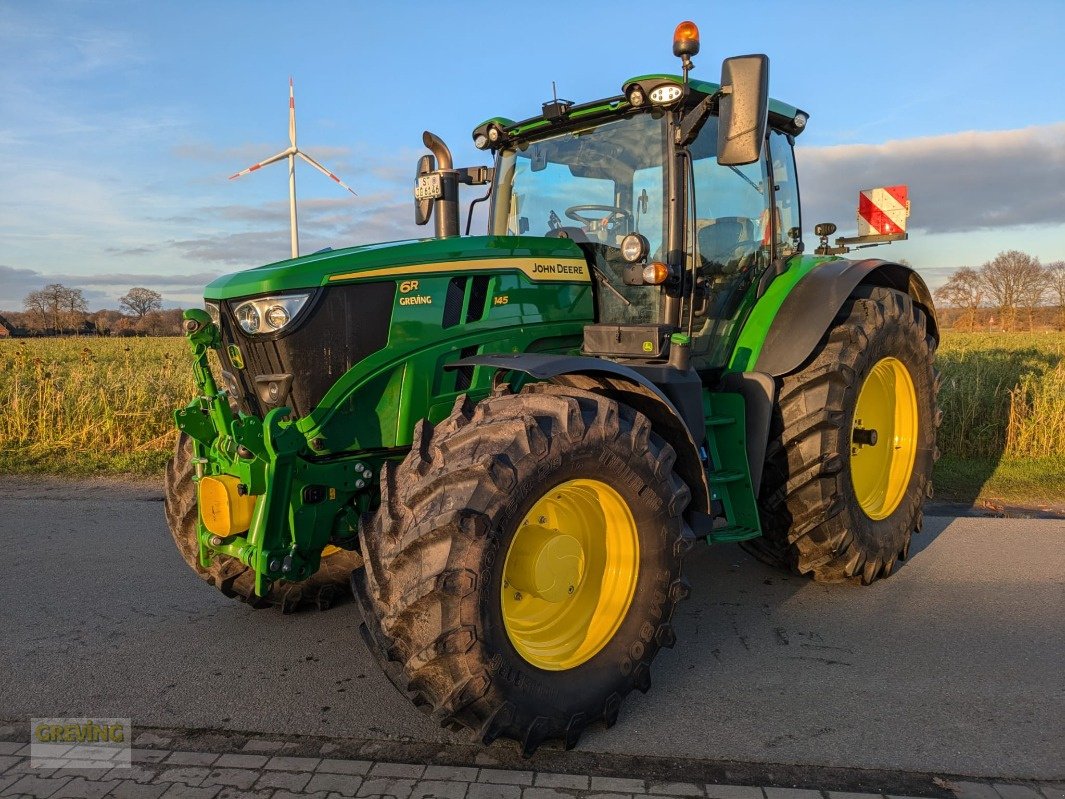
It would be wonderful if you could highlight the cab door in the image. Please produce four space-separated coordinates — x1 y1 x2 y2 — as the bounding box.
685 117 773 371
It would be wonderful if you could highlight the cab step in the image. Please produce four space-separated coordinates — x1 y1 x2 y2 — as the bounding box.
702 392 762 545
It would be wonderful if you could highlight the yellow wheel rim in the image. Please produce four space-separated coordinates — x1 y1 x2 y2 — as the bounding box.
501 479 639 671
321 545 342 558
850 357 919 520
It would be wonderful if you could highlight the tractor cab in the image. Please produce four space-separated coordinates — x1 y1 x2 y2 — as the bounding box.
482 87 806 372
415 28 811 376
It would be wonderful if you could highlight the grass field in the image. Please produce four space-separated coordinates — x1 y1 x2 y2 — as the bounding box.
1 332 1062 505
933 330 1065 505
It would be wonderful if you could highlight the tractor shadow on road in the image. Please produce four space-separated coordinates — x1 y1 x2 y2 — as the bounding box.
578 515 956 755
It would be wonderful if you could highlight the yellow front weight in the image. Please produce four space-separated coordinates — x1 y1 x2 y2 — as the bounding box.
198 474 257 536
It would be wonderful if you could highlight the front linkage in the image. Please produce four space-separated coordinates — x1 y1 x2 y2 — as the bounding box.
174 308 373 598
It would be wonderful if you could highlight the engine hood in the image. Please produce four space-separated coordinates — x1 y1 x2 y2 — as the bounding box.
203 235 588 300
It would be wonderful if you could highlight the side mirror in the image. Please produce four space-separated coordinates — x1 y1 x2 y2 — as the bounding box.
717 54 769 166
414 154 436 226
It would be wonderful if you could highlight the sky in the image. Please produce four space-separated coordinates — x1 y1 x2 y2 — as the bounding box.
1 0 1064 310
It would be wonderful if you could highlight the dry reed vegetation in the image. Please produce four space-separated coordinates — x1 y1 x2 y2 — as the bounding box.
0 333 1062 501
0 337 192 474
935 332 1065 460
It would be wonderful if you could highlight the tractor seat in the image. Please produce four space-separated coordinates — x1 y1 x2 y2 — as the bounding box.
698 217 748 270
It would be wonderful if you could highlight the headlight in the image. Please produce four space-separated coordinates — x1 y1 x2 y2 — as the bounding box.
232 293 311 335
620 233 649 263
204 301 221 327
264 305 290 329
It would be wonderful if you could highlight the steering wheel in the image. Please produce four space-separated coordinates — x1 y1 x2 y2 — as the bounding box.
565 204 633 229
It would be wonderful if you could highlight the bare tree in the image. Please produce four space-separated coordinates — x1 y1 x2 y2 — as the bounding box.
978 250 1046 332
23 289 52 330
1047 261 1065 331
119 287 163 319
60 287 88 333
934 267 984 331
23 283 85 333
1018 267 1049 331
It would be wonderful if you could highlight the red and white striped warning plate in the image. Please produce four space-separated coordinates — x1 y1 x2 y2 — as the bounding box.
857 185 910 236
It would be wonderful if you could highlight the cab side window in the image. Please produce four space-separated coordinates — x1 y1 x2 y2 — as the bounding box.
769 130 801 258
690 140 770 276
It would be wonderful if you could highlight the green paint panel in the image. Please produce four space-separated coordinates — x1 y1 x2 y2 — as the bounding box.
204 235 591 299
727 253 842 373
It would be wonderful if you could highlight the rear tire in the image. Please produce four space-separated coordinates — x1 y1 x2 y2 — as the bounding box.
742 286 941 584
355 384 694 754
164 434 360 612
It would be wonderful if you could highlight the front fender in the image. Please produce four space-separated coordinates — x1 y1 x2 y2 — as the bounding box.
449 353 712 516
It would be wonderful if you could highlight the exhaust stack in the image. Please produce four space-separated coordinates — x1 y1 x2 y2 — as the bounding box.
414 131 460 238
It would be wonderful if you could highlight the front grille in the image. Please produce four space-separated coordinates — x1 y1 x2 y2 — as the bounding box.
217 282 396 418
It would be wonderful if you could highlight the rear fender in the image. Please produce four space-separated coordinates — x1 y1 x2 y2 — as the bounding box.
736 258 938 377
450 353 711 515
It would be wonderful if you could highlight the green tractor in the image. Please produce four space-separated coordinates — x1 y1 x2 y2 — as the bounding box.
166 22 940 754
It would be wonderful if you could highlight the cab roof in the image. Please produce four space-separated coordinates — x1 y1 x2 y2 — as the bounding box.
473 73 808 147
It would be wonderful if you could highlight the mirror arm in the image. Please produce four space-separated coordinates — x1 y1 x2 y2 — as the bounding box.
675 89 724 148
457 166 495 186
465 184 493 236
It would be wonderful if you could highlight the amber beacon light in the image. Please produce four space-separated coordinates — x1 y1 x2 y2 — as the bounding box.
673 20 700 57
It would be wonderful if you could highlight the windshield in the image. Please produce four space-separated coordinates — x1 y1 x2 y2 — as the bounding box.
490 113 669 321
491 113 667 245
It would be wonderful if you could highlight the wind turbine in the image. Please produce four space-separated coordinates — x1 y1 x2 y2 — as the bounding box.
229 78 357 259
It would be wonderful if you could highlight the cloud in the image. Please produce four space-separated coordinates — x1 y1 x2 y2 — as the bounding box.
169 230 297 266
204 193 390 223
170 199 420 264
104 246 158 257
799 123 1065 234
0 7 145 79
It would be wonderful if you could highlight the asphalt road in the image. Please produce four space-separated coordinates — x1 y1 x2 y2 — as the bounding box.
1 481 1062 780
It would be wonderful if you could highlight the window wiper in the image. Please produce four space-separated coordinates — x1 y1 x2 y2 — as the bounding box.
729 165 762 194
590 263 631 306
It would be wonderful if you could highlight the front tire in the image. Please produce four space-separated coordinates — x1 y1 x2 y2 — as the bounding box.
743 286 940 584
355 384 694 754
